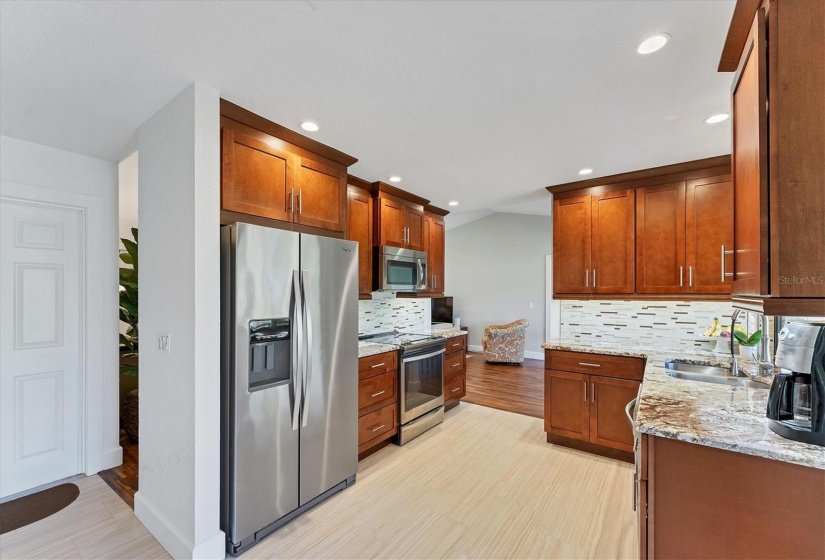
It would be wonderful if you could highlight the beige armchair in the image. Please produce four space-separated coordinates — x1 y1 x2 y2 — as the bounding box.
482 319 529 364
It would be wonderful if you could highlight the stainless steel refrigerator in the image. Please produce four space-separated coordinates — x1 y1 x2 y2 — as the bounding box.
220 223 358 556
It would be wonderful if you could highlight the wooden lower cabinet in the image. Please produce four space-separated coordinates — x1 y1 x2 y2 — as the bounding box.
358 350 399 456
639 434 824 559
444 336 468 411
545 349 642 456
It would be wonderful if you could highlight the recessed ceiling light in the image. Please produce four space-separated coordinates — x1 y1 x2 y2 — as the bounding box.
448 201 459 206
578 168 593 175
300 121 319 132
637 33 670 55
704 113 730 124
388 176 401 183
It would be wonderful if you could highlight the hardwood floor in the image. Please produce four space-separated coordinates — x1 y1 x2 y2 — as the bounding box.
99 430 138 508
1 404 637 559
463 352 545 418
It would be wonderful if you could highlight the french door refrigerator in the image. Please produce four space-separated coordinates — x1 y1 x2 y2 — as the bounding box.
220 223 358 556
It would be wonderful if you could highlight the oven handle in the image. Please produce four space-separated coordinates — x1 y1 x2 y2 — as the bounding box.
402 347 446 364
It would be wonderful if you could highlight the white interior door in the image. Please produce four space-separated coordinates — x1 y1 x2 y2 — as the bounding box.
0 198 83 498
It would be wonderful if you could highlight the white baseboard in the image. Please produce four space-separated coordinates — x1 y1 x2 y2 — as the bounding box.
135 491 226 559
467 345 544 361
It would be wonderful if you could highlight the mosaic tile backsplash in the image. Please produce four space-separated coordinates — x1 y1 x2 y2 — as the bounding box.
560 300 736 350
358 296 432 336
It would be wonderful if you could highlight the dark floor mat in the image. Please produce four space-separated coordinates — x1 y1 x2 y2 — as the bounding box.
0 483 80 534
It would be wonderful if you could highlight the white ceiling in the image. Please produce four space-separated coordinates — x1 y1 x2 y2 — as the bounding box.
0 0 735 224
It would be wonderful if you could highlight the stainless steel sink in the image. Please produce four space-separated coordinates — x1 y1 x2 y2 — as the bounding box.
664 360 769 389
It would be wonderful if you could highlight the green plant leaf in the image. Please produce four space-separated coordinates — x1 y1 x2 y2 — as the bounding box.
733 331 750 345
119 251 133 264
120 363 139 377
747 329 763 346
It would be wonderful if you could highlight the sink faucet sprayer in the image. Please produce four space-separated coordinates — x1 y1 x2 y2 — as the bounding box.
729 309 773 377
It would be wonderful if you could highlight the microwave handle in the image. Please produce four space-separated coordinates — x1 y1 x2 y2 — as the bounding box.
417 258 426 289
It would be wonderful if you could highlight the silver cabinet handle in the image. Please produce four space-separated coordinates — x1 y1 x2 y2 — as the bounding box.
370 362 386 369
592 382 596 402
300 270 313 428
721 244 734 282
288 190 294 213
452 362 461 367
689 265 693 287
371 424 386 433
370 390 386 398
584 381 588 402
679 266 683 287
298 189 303 215
579 362 601 368
451 387 461 393
585 269 589 288
592 269 596 288
452 342 461 347
625 397 637 430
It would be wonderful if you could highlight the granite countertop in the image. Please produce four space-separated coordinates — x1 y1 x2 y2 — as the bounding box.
358 329 466 358
542 339 824 470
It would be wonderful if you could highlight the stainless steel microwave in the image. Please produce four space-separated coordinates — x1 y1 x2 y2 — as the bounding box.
377 246 427 291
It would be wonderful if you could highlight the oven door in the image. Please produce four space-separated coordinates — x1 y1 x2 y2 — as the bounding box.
400 346 445 424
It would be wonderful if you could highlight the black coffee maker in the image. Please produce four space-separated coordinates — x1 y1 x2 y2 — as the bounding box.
767 322 825 447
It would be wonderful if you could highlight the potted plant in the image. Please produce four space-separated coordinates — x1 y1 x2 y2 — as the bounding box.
119 228 139 442
733 329 762 361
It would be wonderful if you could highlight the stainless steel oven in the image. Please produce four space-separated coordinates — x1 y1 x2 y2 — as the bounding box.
377 246 427 292
398 341 444 445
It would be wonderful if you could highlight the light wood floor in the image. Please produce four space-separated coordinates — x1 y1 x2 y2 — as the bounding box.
0 403 636 560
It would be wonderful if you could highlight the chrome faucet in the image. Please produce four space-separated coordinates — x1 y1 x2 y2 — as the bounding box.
729 309 773 377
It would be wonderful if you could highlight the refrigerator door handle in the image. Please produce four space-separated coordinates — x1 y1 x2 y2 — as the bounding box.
292 270 303 431
301 270 313 428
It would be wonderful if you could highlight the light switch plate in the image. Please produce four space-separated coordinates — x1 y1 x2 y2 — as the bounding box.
158 333 171 355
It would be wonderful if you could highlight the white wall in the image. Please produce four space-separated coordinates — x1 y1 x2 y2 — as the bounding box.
445 212 552 358
0 135 121 476
134 84 224 559
118 151 139 240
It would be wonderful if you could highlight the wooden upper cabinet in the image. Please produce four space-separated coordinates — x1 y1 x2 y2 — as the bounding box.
636 182 686 294
347 188 373 297
589 376 638 452
553 195 592 294
430 217 446 293
295 157 346 232
685 176 733 294
221 128 294 221
377 197 406 247
591 190 634 294
404 206 425 251
731 7 769 297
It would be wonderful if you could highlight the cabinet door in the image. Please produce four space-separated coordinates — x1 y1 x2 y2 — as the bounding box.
544 370 590 442
685 176 733 294
294 157 346 232
636 182 686 293
221 128 293 221
589 376 639 452
731 8 769 297
430 217 446 293
405 207 425 251
591 190 635 294
347 190 373 296
378 198 406 247
553 195 592 294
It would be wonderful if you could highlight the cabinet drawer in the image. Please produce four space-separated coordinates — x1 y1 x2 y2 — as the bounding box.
546 350 644 381
445 374 466 401
445 350 466 379
358 403 396 447
444 336 466 353
358 350 398 379
358 370 396 411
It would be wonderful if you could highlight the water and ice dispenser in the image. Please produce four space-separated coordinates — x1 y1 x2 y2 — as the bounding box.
248 318 291 391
